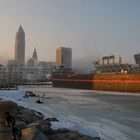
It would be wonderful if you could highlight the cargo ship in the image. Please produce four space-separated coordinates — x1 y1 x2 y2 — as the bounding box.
52 73 140 93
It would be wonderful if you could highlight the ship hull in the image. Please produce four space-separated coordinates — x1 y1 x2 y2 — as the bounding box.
52 74 140 93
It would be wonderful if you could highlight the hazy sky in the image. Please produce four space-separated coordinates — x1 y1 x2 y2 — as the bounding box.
0 0 140 71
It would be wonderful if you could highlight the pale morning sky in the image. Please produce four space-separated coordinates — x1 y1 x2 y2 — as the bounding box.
0 0 140 71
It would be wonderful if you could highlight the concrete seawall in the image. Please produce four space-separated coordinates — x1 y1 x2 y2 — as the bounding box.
53 74 140 93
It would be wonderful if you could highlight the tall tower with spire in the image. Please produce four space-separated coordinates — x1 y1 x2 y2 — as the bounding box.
15 25 25 66
32 48 38 62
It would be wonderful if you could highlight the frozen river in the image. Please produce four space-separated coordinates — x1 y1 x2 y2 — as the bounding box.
0 85 140 140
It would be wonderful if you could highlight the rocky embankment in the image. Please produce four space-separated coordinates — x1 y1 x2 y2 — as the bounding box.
0 91 100 140
15 105 100 140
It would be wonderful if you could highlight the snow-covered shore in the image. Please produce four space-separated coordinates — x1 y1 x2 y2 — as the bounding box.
0 89 100 139
0 86 140 140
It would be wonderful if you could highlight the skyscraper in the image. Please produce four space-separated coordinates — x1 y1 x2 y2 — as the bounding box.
15 25 25 66
56 47 72 68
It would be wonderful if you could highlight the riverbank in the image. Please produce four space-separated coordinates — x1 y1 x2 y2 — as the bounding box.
13 104 100 140
1 86 140 140
0 90 100 140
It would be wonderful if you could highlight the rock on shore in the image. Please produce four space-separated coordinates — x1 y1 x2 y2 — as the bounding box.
14 105 100 140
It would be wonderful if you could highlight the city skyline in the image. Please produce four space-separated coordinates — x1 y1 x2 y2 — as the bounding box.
0 0 140 71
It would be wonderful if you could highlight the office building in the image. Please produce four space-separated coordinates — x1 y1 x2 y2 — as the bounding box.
56 47 72 68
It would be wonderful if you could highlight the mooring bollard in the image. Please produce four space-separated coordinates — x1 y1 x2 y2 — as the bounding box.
0 100 17 140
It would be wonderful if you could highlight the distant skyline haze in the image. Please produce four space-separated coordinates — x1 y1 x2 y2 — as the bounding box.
0 0 140 71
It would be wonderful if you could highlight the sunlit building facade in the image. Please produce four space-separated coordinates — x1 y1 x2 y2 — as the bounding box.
56 47 72 68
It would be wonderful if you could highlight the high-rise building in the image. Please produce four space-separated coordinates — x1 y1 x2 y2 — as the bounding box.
56 47 72 68
15 25 25 66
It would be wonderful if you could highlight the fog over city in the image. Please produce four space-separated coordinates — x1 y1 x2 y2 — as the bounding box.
0 0 140 72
